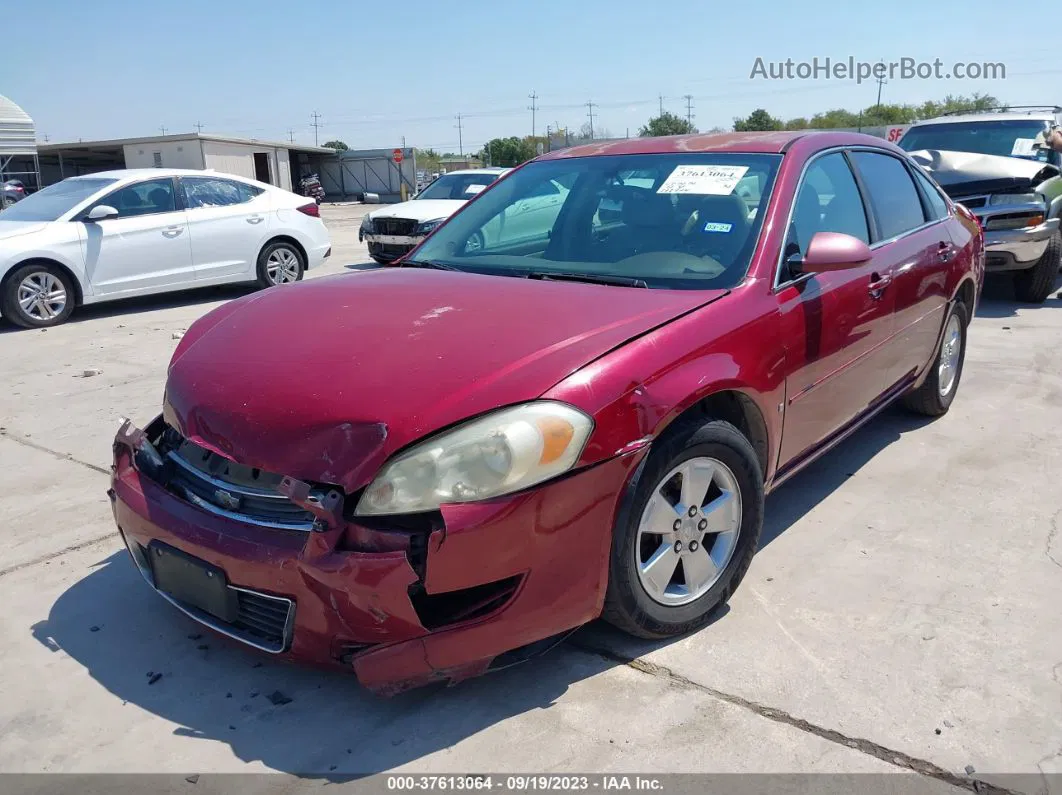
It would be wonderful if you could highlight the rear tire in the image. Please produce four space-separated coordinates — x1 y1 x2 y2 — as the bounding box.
602 418 764 639
256 241 305 288
902 302 968 417
1013 232 1060 304
1 262 76 329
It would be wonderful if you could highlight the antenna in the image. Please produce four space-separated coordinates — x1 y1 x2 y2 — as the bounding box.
310 111 322 146
586 100 597 140
528 90 539 139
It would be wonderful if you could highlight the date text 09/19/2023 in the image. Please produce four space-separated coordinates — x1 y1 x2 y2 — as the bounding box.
386 776 665 792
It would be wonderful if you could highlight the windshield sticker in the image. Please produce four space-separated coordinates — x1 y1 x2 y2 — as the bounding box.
703 222 733 233
464 184 487 195
1012 138 1037 157
657 165 749 195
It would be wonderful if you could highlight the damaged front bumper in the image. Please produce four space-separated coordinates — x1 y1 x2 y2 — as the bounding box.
109 416 641 695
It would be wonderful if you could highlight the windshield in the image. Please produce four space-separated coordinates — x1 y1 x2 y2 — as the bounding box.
417 172 501 200
410 153 781 289
0 177 117 222
899 120 1055 163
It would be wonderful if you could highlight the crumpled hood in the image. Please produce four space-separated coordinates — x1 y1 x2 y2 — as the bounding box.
163 269 726 492
0 221 47 242
908 149 1060 198
368 199 465 223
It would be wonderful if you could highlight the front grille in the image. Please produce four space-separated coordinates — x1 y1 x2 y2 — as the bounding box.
374 217 418 236
956 195 988 209
232 588 292 648
159 430 319 531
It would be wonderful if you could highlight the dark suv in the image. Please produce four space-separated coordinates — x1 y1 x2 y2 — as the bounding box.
899 107 1062 303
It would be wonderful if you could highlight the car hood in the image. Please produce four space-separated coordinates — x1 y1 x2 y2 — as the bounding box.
908 149 1060 198
368 199 466 223
0 221 47 241
163 269 727 492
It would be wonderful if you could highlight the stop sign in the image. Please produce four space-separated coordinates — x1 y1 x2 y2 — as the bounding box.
392 148 404 164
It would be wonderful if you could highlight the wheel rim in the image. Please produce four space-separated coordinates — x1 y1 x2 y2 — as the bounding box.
266 247 300 284
635 456 742 607
937 314 962 397
17 272 67 321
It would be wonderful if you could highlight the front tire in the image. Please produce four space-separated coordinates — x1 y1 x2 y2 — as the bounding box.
902 302 968 417
1013 232 1060 304
602 418 764 639
256 241 305 288
1 263 76 329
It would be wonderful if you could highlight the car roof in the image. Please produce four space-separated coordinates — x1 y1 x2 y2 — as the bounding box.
535 131 897 160
68 168 259 183
910 112 1056 126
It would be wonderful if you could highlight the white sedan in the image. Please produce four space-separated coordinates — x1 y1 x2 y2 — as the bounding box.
0 168 331 328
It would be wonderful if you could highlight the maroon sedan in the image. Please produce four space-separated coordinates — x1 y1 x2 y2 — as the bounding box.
110 131 983 695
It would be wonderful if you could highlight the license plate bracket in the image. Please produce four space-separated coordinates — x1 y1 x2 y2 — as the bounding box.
149 542 238 623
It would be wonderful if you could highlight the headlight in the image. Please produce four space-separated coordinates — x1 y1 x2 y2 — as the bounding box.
360 214 373 230
416 218 445 234
354 402 593 516
989 193 1040 206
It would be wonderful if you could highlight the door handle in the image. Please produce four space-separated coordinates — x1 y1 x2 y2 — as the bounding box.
246 215 264 224
937 241 953 262
161 226 184 238
868 272 892 299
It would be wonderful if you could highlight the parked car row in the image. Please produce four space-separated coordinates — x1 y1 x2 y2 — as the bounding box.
108 130 987 695
0 169 331 328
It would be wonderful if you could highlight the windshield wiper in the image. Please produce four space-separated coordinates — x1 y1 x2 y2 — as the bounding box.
401 259 460 271
527 271 648 288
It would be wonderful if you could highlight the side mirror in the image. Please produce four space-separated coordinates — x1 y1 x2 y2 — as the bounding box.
86 205 119 222
794 231 872 273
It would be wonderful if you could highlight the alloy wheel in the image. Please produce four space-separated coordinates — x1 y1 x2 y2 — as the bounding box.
266 247 301 284
635 456 742 606
937 313 962 397
17 272 67 321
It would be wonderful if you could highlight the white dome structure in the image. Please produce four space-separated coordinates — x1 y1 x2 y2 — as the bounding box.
0 94 36 158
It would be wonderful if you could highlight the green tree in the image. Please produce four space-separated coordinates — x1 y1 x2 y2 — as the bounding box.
415 148 441 173
733 109 784 132
639 112 698 137
784 117 809 130
481 136 536 167
322 140 348 151
807 109 861 129
917 92 1001 119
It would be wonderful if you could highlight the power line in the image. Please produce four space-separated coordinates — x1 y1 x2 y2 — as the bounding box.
454 114 464 156
310 111 322 146
586 100 596 140
528 90 539 139
683 94 695 127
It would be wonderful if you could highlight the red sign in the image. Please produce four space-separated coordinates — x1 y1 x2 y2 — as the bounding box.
886 125 910 144
392 148 404 164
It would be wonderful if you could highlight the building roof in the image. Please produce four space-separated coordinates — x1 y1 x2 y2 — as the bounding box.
38 132 334 155
66 167 263 181
0 94 37 157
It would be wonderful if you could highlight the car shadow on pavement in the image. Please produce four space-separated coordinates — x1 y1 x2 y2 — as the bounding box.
974 272 1062 318
31 550 684 777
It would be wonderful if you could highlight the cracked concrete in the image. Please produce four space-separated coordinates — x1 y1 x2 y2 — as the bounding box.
0 208 1060 790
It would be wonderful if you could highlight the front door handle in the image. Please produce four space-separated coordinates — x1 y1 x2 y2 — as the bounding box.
868 272 892 299
161 226 184 238
246 215 264 224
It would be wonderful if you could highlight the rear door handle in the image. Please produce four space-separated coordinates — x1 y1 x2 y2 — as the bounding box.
161 226 183 238
937 240 954 262
868 272 892 298
246 215 264 224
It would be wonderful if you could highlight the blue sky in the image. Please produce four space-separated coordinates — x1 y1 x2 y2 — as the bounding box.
5 0 1058 153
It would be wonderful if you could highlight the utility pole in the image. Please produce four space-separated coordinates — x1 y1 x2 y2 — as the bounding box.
659 94 664 116
546 123 552 153
287 129 295 143
41 133 49 143
528 90 539 139
159 125 168 136
875 60 887 109
455 114 464 156
310 111 322 146
194 121 204 133
684 94 694 128
586 100 597 140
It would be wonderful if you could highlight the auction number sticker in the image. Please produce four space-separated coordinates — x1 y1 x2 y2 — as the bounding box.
657 165 749 195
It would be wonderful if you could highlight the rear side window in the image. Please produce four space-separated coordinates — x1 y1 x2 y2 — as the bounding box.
850 152 926 240
912 167 949 221
786 152 869 261
237 182 264 202
182 177 252 209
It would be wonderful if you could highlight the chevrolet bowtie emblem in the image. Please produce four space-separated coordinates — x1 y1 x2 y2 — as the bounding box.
213 488 242 511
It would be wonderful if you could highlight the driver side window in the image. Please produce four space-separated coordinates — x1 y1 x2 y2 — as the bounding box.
785 153 869 265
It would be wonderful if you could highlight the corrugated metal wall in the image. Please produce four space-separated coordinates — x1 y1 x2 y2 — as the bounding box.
319 148 416 202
